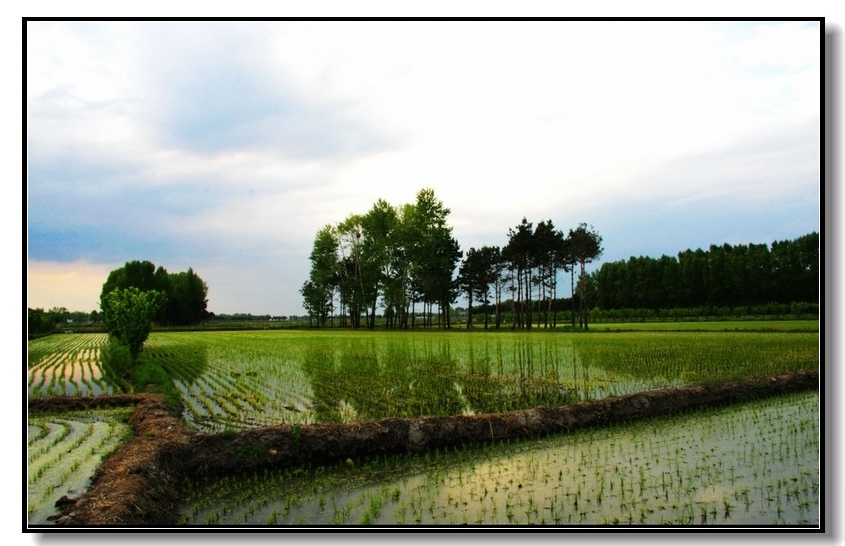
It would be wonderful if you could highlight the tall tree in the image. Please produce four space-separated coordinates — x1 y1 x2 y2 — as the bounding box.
361 199 398 329
568 223 603 330
336 214 368 328
459 246 500 328
532 220 566 328
503 218 534 330
303 225 340 326
406 189 460 328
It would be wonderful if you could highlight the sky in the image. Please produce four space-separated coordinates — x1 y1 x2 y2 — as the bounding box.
26 19 822 316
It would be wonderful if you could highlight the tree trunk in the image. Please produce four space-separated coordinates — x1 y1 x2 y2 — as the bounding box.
466 291 473 329
580 259 589 330
570 268 576 328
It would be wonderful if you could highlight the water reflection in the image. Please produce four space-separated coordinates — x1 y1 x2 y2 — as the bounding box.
302 336 581 422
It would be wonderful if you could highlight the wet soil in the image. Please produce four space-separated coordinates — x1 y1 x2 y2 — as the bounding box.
30 370 818 527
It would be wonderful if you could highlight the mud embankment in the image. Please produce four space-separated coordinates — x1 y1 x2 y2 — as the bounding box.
34 370 818 527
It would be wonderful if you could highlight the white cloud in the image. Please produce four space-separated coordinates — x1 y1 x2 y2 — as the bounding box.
25 20 822 314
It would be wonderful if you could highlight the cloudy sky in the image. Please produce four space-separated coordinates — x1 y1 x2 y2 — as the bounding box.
26 20 821 316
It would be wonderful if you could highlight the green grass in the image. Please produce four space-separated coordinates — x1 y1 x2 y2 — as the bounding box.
588 320 819 332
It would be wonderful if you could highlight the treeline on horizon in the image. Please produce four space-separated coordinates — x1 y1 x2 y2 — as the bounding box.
593 232 819 314
303 188 818 330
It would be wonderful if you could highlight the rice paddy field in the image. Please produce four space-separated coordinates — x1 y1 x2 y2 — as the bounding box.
26 322 820 526
179 390 820 526
27 407 133 524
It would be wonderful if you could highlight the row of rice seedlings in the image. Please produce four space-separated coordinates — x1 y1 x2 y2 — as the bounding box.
28 352 67 396
177 391 818 526
29 334 109 366
202 336 318 421
234 356 316 425
573 332 818 388
146 333 318 431
141 329 817 431
172 378 224 430
27 421 72 463
27 335 114 398
27 408 132 525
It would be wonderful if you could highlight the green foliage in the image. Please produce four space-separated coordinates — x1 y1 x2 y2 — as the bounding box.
27 307 77 337
458 246 503 329
304 188 462 330
100 287 166 359
101 260 209 326
594 232 819 312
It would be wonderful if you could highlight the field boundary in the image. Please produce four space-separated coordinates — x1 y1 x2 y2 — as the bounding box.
30 370 818 527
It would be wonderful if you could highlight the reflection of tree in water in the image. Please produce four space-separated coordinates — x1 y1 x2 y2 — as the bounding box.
458 338 580 414
145 343 209 383
303 336 580 422
302 338 465 422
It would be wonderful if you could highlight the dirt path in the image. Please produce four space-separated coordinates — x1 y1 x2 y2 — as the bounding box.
30 370 818 527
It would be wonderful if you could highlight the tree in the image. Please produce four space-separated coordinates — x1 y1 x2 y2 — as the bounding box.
458 247 486 328
503 218 534 329
101 260 208 326
361 199 399 329
568 223 603 330
100 287 166 359
336 214 368 328
302 188 465 330
304 225 340 326
406 189 460 328
532 220 566 328
27 308 54 335
473 245 503 329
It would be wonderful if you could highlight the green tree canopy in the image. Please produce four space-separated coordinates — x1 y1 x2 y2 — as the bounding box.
100 287 166 359
101 260 208 325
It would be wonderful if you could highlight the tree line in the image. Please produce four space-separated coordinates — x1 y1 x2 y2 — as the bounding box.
592 232 819 314
27 307 97 336
302 188 603 330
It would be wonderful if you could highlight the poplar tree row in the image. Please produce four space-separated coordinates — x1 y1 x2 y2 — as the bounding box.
302 188 603 330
